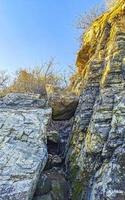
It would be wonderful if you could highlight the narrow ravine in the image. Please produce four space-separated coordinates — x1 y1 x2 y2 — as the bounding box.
33 96 78 200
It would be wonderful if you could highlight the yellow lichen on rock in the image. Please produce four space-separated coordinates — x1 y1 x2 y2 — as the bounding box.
66 1 125 199
101 63 110 85
72 0 125 93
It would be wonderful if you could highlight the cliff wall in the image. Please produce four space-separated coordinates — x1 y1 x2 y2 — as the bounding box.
66 1 125 199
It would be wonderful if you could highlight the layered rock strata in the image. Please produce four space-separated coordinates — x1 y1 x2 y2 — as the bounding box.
0 93 51 200
66 1 125 199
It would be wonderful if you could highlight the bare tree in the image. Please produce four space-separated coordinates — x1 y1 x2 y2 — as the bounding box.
0 71 9 89
76 5 104 32
60 65 76 90
43 58 55 86
8 58 64 96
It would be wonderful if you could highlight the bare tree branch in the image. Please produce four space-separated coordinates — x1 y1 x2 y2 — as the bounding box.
0 71 9 89
44 58 55 85
76 5 104 32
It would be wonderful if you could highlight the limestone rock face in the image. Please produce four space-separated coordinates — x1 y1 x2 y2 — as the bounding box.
0 93 47 108
66 1 125 199
0 93 51 199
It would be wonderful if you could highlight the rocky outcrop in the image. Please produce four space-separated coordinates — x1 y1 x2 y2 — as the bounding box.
0 93 47 108
66 1 125 199
0 93 51 199
3 2 125 200
49 94 78 120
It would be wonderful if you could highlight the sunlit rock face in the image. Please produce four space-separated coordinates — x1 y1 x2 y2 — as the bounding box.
66 1 125 199
0 93 51 200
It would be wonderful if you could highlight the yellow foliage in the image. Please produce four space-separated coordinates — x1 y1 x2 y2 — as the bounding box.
8 67 63 96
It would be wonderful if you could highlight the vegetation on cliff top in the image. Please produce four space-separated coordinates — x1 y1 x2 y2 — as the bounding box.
0 0 121 97
0 60 76 98
70 0 125 94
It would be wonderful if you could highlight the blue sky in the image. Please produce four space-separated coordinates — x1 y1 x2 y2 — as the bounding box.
0 0 103 73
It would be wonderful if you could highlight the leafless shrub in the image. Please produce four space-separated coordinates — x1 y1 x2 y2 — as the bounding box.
9 59 63 96
0 71 9 89
76 5 104 32
105 0 117 9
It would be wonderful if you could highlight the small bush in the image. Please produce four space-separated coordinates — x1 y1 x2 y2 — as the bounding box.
8 59 64 96
0 71 9 97
0 71 9 89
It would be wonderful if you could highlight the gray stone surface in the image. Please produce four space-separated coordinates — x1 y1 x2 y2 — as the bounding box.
0 94 51 200
49 94 78 120
0 93 47 108
66 2 125 199
33 168 70 200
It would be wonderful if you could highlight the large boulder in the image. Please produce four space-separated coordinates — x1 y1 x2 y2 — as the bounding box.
33 168 70 200
0 93 51 199
66 1 125 200
49 94 78 120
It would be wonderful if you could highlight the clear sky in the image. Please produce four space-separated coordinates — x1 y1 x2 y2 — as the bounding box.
0 0 103 73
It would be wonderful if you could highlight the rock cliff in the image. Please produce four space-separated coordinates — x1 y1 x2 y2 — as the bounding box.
0 93 75 200
2 1 125 200
0 93 51 200
66 0 125 199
